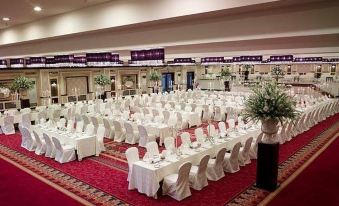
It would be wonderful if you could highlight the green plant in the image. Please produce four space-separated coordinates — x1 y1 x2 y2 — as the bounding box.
241 81 299 124
271 65 284 81
10 76 34 91
220 67 231 77
243 64 252 71
123 76 134 83
94 74 111 86
149 70 161 82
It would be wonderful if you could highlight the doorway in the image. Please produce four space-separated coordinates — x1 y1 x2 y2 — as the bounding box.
162 73 174 92
187 72 195 90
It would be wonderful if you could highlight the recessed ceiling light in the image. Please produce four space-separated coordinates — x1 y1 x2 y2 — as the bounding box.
2 17 10 21
34 6 42 12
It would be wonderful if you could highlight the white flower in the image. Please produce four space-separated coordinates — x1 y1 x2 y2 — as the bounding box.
265 95 270 100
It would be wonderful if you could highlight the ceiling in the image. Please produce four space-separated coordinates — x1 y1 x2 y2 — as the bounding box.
0 0 111 29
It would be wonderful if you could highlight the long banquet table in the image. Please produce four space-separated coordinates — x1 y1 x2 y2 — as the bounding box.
128 127 261 198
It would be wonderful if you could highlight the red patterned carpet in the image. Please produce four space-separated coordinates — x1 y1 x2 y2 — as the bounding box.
0 114 338 206
267 135 339 206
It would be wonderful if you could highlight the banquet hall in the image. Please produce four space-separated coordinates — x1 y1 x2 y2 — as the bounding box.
0 0 338 206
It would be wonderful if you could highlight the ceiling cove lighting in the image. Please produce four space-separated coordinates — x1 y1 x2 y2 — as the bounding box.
34 6 42 12
2 17 10 21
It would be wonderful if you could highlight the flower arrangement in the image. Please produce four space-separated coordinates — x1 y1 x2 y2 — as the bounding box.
149 70 161 82
94 74 111 86
241 81 298 124
271 65 284 81
10 76 34 91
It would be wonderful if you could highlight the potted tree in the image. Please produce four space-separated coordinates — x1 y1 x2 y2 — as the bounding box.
271 65 284 82
241 81 298 191
10 76 34 108
220 66 232 91
149 70 161 93
94 74 111 100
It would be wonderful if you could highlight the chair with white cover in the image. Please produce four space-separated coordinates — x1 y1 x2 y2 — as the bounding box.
126 147 139 182
84 124 95 136
176 112 188 129
33 130 46 155
194 128 207 144
180 132 192 148
207 124 219 137
238 137 253 166
103 118 114 139
227 118 235 130
59 118 66 128
163 110 171 124
124 122 139 144
66 120 74 132
82 115 91 128
213 106 223 121
76 121 84 133
164 137 175 153
90 116 100 133
206 147 226 181
138 125 156 147
21 113 32 131
113 120 126 142
145 141 160 156
52 137 76 163
1 115 15 135
249 133 264 159
43 133 56 158
154 115 164 123
96 125 106 155
162 162 192 201
189 155 210 190
21 127 36 151
218 122 227 137
223 142 241 173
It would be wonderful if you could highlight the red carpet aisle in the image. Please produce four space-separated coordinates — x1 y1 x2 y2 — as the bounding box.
267 136 339 206
0 114 338 206
0 158 82 206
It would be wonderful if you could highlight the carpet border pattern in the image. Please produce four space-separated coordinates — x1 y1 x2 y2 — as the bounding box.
0 145 131 206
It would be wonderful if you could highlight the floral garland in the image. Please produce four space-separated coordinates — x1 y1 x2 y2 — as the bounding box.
149 70 161 82
271 65 285 78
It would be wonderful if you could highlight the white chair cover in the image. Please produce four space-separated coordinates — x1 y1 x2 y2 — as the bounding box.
76 121 84 133
238 137 253 166
103 118 114 139
206 147 226 181
138 125 156 148
218 122 227 137
126 147 139 182
33 130 46 155
224 142 241 173
113 120 126 142
164 137 175 153
21 127 36 151
2 115 15 135
124 122 139 144
43 133 56 158
84 124 95 136
52 136 76 163
162 162 192 201
194 128 206 144
96 125 106 155
189 154 210 190
180 132 191 148
146 141 160 156
249 133 264 159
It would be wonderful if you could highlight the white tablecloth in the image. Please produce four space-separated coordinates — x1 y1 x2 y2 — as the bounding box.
129 128 261 197
33 125 97 161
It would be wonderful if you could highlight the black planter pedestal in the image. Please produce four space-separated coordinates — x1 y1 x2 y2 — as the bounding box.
256 142 280 191
20 99 30 109
224 81 230 91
